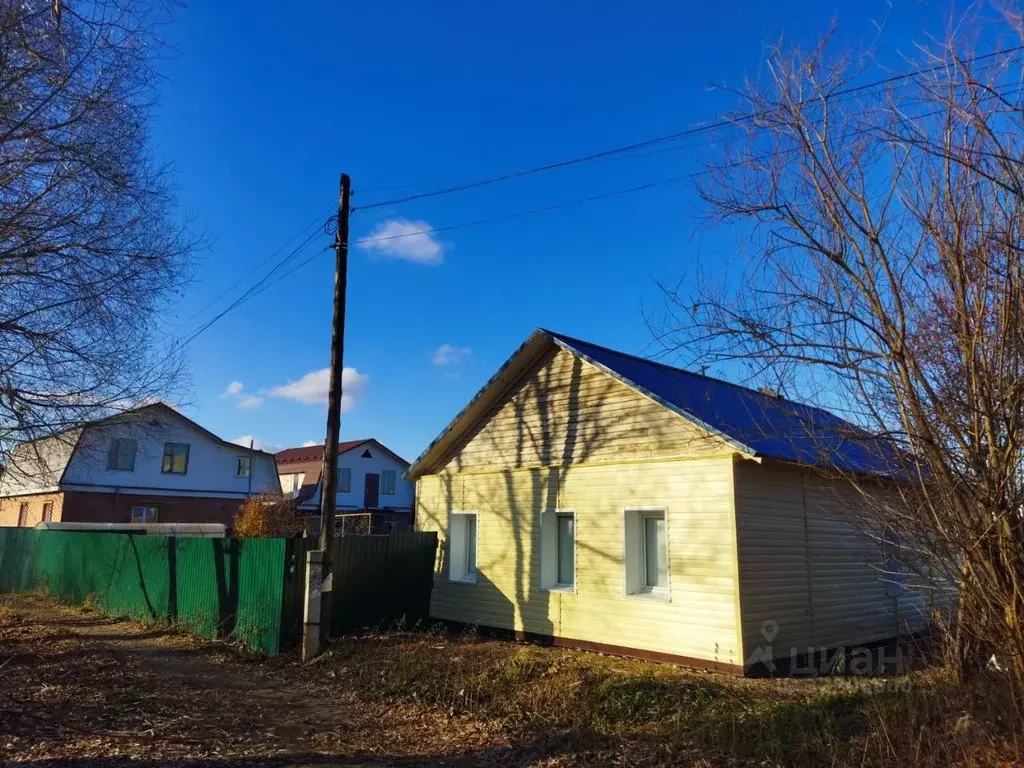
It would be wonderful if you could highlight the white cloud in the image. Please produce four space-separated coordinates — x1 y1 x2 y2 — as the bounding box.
301 440 318 448
432 343 472 366
222 380 262 410
231 435 285 454
268 366 369 412
237 394 264 410
358 218 444 264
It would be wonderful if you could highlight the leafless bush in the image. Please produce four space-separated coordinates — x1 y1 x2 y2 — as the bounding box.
0 1 193 477
234 492 302 538
653 8 1024 716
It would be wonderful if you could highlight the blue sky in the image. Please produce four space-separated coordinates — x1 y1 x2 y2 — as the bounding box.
155 0 960 462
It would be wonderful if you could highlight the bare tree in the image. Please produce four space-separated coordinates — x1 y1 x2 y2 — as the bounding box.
0 0 192 471
654 13 1024 704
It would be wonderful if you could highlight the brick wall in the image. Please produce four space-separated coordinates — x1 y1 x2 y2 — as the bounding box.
61 491 244 527
0 492 64 527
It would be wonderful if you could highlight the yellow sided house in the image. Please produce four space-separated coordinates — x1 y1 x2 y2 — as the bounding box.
409 330 925 675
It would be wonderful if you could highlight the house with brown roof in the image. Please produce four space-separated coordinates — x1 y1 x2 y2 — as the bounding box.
275 440 414 533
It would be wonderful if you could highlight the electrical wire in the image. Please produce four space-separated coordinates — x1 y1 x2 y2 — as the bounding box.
176 63 1024 348
176 229 329 348
178 213 334 329
356 45 1023 211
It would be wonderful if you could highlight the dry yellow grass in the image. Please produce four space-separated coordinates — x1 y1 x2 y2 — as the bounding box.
319 625 1022 767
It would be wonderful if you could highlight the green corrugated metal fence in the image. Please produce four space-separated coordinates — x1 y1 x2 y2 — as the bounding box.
0 528 288 653
0 527 439 653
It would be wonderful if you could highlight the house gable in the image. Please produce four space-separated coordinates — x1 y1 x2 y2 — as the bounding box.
299 440 415 511
440 346 732 474
60 407 279 496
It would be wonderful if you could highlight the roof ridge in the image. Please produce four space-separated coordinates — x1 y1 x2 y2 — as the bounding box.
542 328 781 393
542 328 854 427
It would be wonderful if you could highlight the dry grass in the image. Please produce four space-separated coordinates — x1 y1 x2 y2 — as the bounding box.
1 593 1020 766
317 624 1023 767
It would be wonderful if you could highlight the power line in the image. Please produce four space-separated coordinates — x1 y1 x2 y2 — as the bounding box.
356 45 1023 211
178 212 333 329
174 178 691 346
177 229 329 348
175 72 1024 348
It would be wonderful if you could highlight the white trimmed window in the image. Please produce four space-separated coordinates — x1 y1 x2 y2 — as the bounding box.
448 511 478 584
337 467 351 493
380 469 396 495
624 508 669 596
130 505 159 523
540 509 576 591
106 438 137 471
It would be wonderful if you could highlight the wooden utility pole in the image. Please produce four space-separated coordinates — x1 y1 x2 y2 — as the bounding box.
316 172 351 644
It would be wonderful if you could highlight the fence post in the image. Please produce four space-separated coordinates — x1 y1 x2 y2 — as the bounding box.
302 549 325 663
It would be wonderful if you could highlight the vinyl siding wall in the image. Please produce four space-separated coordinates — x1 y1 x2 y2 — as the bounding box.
417 458 741 666
734 460 925 664
416 348 743 667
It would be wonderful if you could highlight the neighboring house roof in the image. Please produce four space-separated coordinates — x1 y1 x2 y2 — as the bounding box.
275 440 370 466
408 328 906 480
275 440 411 507
25 402 277 458
275 440 410 471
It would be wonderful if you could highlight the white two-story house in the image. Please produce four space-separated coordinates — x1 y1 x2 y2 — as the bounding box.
0 403 280 528
275 439 414 533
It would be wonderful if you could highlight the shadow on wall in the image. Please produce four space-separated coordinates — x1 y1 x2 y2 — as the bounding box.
438 351 638 640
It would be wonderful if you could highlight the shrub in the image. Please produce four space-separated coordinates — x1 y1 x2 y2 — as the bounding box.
233 493 303 538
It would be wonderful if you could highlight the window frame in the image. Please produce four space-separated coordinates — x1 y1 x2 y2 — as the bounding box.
106 437 137 472
447 510 479 585
129 505 160 523
236 456 252 478
380 469 397 496
17 502 28 527
539 507 577 593
41 502 53 523
337 467 351 493
622 506 671 600
161 442 190 475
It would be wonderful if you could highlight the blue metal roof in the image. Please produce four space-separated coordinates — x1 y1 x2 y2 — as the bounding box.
546 330 905 477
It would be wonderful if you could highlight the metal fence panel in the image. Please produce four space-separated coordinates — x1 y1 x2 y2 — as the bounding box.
0 528 439 652
0 529 287 654
328 530 439 633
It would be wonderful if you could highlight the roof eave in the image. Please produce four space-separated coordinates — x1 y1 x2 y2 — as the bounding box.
406 330 553 480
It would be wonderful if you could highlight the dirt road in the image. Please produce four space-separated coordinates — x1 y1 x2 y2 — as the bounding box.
0 594 584 767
